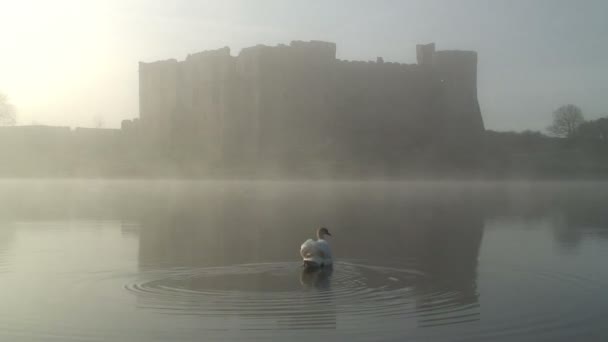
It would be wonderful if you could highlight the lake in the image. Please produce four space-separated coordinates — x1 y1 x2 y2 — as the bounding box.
0 180 607 341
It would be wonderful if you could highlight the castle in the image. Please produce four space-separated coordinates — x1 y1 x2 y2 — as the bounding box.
138 41 484 173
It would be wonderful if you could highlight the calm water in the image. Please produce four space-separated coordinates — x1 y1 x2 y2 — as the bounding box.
0 180 607 341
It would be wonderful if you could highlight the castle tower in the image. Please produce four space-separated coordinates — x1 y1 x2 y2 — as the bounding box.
432 50 485 162
138 60 179 141
416 43 435 66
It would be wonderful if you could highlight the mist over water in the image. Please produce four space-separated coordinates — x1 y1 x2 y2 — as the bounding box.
0 180 607 341
2 1 608 341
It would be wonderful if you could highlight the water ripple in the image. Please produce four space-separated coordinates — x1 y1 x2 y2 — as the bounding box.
125 261 478 332
0 260 604 341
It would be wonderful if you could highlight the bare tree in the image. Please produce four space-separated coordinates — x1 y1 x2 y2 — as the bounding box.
93 114 105 128
0 93 16 126
547 104 584 138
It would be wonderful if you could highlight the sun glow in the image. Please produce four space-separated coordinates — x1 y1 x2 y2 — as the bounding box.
0 0 119 125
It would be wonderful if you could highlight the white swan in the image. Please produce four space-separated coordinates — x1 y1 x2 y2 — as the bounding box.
300 227 333 268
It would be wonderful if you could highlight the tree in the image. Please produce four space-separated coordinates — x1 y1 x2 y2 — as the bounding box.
93 114 105 128
547 104 584 138
578 117 608 142
0 93 16 126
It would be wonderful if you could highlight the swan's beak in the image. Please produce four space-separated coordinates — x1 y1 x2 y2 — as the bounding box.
326 232 332 236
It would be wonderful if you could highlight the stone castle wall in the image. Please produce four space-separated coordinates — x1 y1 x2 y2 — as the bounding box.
138 41 484 170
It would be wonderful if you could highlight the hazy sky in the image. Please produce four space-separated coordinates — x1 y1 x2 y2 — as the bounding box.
0 0 606 131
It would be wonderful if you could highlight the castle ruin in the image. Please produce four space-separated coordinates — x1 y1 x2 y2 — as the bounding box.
138 41 484 174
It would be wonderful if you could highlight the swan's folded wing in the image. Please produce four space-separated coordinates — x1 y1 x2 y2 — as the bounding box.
316 240 332 260
300 239 316 258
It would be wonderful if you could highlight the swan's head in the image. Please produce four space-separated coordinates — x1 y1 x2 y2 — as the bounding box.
317 227 332 239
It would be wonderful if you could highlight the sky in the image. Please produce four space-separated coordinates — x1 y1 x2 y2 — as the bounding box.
0 0 606 131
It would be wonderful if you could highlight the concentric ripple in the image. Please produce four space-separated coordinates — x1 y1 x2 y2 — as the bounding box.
125 261 480 332
467 266 607 341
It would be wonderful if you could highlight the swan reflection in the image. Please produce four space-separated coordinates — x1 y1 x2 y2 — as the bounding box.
274 266 337 330
300 266 333 290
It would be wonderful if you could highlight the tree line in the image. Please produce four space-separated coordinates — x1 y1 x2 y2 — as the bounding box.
548 104 608 142
1 91 606 148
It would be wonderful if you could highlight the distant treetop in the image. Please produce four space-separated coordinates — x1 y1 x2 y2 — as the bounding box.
0 93 16 126
547 104 584 138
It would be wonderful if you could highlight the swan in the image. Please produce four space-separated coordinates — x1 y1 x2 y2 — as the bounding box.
300 227 333 268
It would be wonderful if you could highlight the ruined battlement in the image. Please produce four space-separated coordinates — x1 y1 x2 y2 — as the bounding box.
288 40 337 60
186 47 232 61
138 58 178 69
236 40 336 60
139 40 476 73
335 58 418 70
